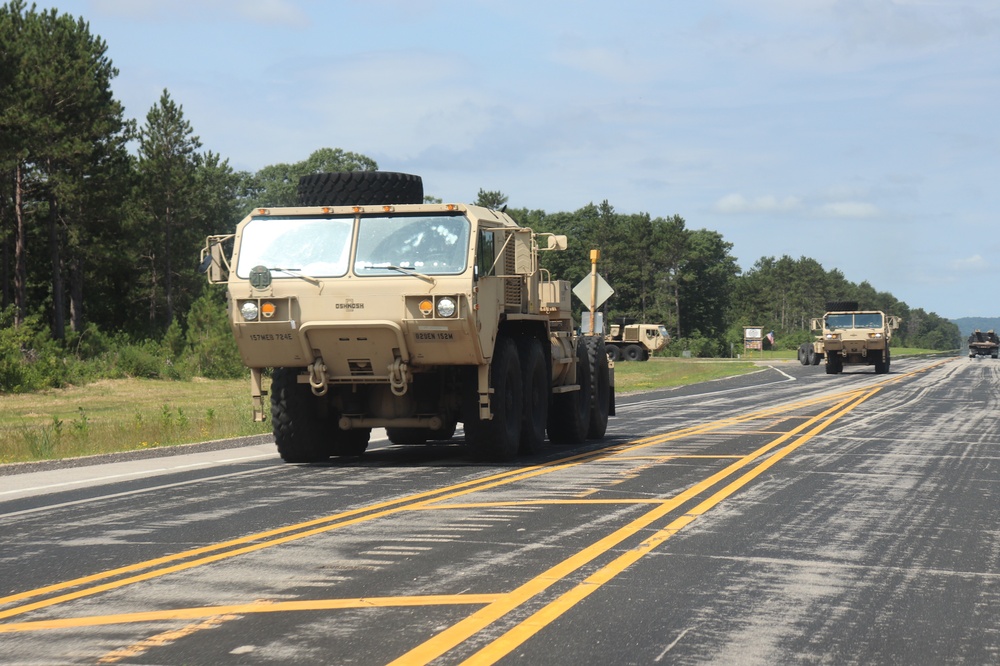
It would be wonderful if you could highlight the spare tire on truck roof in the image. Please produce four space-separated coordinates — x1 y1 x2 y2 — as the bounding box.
825 300 859 312
297 171 423 206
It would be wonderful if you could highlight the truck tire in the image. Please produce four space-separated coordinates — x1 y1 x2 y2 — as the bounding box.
825 352 842 375
518 336 550 455
798 344 809 365
297 171 423 206
874 349 888 374
271 367 330 463
386 428 428 445
825 300 859 311
607 344 623 363
585 337 611 439
623 344 645 362
810 350 821 365
548 340 592 445
466 336 523 461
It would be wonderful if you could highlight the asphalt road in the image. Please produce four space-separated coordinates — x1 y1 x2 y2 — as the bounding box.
2 354 998 665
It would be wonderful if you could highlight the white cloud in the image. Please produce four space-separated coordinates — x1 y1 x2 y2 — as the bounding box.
816 201 880 218
712 193 802 214
952 254 989 271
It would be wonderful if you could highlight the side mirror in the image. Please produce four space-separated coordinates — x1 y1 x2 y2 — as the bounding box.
199 236 231 284
546 235 568 251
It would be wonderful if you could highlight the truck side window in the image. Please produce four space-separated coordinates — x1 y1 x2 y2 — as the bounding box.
477 229 495 277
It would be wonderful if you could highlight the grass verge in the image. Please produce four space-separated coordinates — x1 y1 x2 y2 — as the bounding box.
614 358 757 393
1 349 946 464
0 378 271 465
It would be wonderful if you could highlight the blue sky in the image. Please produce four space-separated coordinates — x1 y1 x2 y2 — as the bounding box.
53 0 1000 319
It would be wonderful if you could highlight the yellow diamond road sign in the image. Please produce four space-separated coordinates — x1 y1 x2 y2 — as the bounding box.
573 273 615 308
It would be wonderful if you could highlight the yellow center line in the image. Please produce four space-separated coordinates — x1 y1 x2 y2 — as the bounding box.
0 386 868 623
388 388 876 665
0 595 502 634
2 366 935 636
458 387 881 665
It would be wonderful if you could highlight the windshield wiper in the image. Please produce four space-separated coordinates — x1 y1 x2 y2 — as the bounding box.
361 262 436 285
269 267 322 286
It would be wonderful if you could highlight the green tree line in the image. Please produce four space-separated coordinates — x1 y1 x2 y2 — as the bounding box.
0 2 958 392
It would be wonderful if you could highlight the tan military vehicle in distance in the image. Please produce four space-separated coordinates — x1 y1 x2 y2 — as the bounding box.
811 301 901 375
604 320 669 361
200 171 613 463
968 329 1000 359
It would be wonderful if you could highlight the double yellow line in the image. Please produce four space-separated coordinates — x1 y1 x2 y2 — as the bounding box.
0 370 915 661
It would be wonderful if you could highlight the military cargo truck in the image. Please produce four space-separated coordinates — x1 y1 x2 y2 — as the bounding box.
200 171 613 463
968 329 999 358
604 321 669 361
811 301 901 375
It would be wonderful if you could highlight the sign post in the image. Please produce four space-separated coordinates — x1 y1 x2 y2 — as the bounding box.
572 250 614 335
744 326 763 359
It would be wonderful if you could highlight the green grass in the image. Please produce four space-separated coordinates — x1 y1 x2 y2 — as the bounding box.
0 378 271 465
613 357 758 393
0 347 950 464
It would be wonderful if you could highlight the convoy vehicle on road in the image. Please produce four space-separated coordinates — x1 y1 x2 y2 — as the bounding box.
811 301 901 374
604 321 669 361
200 171 613 462
967 329 999 359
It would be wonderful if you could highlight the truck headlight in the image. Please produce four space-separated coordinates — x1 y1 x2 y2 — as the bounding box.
436 297 457 318
241 301 259 321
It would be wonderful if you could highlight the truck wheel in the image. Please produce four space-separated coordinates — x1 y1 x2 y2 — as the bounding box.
330 429 370 456
585 337 611 439
607 345 623 363
548 340 592 445
297 171 424 206
518 337 549 455
874 351 888 374
798 344 808 365
623 344 644 362
810 351 821 365
466 336 523 461
825 353 842 375
386 428 428 446
271 367 330 463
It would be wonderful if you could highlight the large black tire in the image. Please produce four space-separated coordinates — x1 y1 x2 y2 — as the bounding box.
518 337 550 455
386 427 428 446
623 344 645 362
271 367 330 463
548 340 592 445
810 350 822 365
297 171 423 206
607 344 623 363
465 336 523 461
585 337 611 439
825 300 859 312
825 352 843 375
271 368 369 460
874 349 888 374
329 429 371 457
798 343 809 365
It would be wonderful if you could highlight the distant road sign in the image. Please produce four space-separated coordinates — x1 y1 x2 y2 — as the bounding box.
573 273 615 309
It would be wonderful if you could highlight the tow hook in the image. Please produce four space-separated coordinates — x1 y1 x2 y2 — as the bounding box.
389 357 409 397
308 358 329 396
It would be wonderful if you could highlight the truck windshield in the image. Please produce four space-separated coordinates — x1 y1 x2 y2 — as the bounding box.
355 214 470 276
826 313 883 329
236 216 353 278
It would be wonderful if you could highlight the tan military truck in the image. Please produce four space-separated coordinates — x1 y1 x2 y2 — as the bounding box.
968 329 1000 359
604 321 669 361
797 337 824 366
200 171 613 463
811 301 901 375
